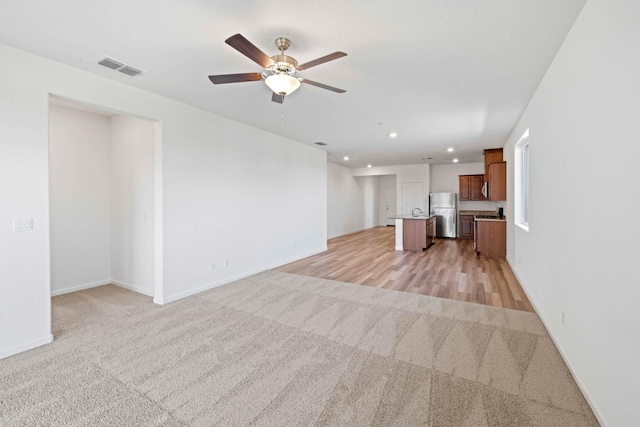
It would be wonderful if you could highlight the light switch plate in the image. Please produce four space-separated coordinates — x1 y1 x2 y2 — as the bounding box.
13 217 33 232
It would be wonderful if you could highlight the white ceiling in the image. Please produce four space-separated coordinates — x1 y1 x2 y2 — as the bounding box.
0 0 585 167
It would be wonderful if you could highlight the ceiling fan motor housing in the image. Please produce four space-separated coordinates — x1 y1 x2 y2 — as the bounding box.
269 54 298 75
268 37 298 76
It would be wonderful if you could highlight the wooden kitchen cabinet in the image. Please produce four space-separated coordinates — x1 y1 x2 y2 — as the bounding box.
459 215 474 239
484 148 503 180
459 175 470 200
403 219 426 251
488 161 506 201
476 220 506 258
470 175 484 200
483 148 506 201
459 174 485 201
403 217 436 251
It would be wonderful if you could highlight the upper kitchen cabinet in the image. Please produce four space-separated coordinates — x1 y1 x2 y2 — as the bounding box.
459 174 484 201
488 162 506 201
483 148 506 201
484 148 503 177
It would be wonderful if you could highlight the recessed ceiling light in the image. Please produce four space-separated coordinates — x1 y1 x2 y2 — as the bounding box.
344 156 349 161
367 164 372 168
447 147 454 152
453 158 459 163
389 132 398 138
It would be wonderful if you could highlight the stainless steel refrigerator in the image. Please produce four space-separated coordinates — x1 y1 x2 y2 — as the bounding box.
429 192 457 238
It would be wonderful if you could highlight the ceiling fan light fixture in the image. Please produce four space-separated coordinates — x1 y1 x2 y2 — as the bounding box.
265 73 300 96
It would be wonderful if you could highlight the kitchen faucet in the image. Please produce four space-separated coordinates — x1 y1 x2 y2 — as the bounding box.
411 207 423 217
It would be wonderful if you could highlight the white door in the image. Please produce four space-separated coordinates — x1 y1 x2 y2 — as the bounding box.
385 188 397 226
402 182 424 215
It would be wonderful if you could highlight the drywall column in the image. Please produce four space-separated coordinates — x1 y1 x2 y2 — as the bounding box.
153 122 163 304
110 115 155 296
0 49 52 359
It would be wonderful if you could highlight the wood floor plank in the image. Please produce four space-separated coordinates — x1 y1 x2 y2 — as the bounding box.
275 226 534 312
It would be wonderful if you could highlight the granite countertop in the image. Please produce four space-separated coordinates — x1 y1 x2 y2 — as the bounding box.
460 210 507 222
391 214 436 220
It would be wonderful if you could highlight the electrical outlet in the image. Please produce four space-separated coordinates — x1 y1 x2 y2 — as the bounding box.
224 259 230 267
210 262 216 271
562 311 566 326
518 257 521 265
13 218 33 232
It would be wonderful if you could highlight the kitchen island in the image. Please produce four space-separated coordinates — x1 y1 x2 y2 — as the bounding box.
391 214 436 251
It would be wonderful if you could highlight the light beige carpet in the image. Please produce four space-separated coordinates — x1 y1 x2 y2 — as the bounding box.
0 271 599 426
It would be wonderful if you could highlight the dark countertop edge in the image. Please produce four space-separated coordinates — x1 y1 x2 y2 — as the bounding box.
474 216 507 222
459 210 500 216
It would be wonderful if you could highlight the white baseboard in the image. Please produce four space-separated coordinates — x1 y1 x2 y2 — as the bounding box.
506 260 606 427
51 279 111 296
156 247 327 305
111 279 154 297
0 334 53 360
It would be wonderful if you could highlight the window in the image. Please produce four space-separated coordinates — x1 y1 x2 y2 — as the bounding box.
515 129 530 231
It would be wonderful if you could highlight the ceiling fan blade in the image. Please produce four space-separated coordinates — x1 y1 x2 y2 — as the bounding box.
208 73 263 84
271 92 284 104
225 34 274 69
297 52 347 70
300 79 346 93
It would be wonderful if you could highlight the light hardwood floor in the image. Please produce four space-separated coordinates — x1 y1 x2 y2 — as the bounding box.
275 226 534 312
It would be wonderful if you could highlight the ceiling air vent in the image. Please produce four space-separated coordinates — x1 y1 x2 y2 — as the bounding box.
314 142 328 146
118 66 143 77
96 56 144 77
97 57 124 70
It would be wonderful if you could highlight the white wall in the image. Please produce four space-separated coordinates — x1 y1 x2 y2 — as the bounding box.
49 105 111 295
110 115 155 296
430 162 500 212
353 164 430 215
377 175 397 226
0 42 327 359
503 1 640 425
354 176 379 230
327 162 364 238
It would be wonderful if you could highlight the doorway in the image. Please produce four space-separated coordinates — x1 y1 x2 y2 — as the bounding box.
48 96 162 301
385 188 397 226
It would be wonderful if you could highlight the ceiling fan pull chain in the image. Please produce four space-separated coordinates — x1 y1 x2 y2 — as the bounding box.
281 113 285 129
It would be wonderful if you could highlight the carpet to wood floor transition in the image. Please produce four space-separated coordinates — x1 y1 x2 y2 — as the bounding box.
0 271 599 426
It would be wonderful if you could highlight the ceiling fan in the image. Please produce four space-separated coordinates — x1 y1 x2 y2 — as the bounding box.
208 34 347 104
